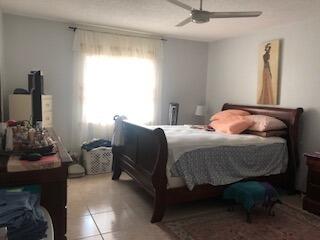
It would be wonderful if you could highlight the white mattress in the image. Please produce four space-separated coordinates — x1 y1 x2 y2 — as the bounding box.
157 125 287 189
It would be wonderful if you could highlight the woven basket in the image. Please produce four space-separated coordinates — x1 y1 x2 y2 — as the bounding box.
83 147 113 175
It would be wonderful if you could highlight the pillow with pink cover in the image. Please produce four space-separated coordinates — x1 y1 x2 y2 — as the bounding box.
210 109 250 121
209 115 254 134
243 130 287 137
245 115 287 132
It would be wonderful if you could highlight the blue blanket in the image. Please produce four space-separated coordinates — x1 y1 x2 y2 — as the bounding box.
0 189 47 240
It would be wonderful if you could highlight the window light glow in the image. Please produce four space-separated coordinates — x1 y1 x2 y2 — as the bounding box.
83 55 156 125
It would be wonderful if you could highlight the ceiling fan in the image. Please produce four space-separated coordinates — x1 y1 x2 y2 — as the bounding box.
167 0 262 27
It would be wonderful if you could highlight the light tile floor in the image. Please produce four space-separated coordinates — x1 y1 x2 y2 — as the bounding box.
67 173 304 240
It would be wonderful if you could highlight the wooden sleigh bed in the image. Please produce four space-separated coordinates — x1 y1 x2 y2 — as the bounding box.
112 103 303 223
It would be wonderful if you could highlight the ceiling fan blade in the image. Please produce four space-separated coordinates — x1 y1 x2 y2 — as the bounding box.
167 0 193 11
176 17 192 27
210 11 262 18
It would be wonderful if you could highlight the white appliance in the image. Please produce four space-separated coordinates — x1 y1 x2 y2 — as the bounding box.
169 103 179 125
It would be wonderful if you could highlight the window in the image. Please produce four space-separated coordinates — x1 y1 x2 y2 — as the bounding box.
82 55 157 125
71 29 162 148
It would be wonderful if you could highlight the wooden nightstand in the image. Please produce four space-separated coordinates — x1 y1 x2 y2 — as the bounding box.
303 152 320 215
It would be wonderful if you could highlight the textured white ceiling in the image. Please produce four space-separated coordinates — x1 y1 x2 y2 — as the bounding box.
0 0 320 42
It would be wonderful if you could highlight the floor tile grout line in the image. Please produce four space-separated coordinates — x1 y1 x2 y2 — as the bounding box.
67 200 103 239
86 199 103 239
87 205 133 216
73 234 103 240
89 207 104 239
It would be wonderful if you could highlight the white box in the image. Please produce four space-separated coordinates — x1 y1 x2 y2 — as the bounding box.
9 94 53 128
9 95 32 121
82 147 113 175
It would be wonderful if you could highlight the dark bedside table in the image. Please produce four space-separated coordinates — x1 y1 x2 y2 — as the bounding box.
303 152 320 215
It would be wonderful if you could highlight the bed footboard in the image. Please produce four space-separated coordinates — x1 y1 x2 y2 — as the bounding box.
112 121 168 222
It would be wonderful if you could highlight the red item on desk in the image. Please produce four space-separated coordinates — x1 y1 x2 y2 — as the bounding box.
7 120 17 127
7 154 61 172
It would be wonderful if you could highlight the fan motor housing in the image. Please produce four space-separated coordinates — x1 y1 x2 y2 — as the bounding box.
191 9 210 23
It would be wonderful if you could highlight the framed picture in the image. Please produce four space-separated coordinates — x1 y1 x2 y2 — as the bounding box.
257 39 280 105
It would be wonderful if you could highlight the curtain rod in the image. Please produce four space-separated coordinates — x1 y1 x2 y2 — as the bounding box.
68 26 167 41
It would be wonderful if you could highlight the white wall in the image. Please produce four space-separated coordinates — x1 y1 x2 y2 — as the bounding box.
4 14 74 148
3 14 208 149
162 38 208 125
206 17 320 191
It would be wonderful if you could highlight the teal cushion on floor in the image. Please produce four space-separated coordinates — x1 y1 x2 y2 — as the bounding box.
223 181 278 211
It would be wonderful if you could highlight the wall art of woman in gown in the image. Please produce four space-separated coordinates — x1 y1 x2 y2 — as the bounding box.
258 43 274 104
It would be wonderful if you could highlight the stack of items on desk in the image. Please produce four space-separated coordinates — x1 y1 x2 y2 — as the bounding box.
5 120 55 152
0 189 48 240
3 120 58 171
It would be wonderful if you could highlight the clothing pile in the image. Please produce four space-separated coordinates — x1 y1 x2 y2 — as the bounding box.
81 139 111 151
0 190 47 240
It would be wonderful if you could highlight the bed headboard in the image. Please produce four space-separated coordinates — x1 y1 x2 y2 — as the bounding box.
222 103 303 190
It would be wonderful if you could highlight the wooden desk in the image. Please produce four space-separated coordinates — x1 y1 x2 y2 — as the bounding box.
0 130 72 240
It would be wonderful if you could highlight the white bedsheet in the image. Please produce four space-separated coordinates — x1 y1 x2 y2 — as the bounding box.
155 125 287 189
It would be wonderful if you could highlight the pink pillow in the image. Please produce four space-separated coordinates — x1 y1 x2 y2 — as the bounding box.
209 115 254 134
243 130 287 137
245 115 287 132
210 109 250 121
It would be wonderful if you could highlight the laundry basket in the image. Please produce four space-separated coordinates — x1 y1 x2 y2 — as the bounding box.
41 207 54 240
82 147 113 175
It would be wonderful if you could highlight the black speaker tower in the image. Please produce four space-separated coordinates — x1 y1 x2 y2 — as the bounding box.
28 71 44 126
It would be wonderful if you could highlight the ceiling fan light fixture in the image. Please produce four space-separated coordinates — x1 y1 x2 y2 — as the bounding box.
191 10 210 24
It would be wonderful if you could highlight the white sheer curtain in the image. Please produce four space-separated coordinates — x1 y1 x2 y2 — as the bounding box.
71 30 163 151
